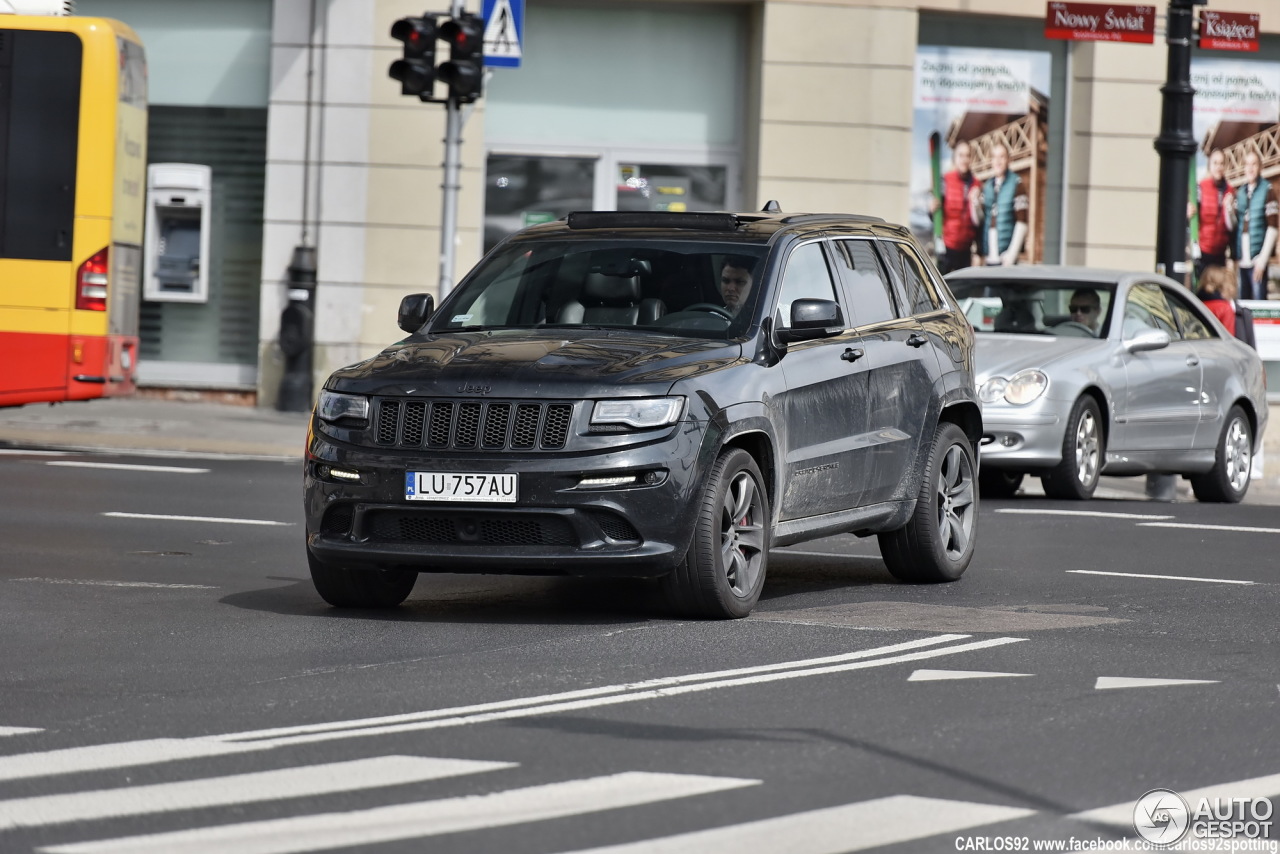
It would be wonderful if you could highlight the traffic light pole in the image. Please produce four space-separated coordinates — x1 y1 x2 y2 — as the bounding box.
439 95 462 297
438 0 466 298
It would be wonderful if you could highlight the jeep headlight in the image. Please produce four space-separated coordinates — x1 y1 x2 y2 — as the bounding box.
591 397 684 429
316 390 370 423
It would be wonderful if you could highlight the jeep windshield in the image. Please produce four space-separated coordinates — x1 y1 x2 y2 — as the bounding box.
430 240 769 340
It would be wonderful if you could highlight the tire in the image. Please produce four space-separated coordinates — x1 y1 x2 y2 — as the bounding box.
978 468 1024 498
663 448 769 619
1190 405 1252 504
308 549 417 608
1041 396 1103 500
879 422 977 583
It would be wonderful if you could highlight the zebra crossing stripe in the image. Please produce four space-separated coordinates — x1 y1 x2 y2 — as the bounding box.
0 755 513 830
39 772 760 854
0 739 262 784
552 795 1036 853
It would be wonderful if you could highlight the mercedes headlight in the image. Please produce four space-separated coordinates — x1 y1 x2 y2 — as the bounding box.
1005 370 1049 405
979 371 1048 405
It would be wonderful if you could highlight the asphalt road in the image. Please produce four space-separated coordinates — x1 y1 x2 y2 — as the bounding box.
0 448 1277 853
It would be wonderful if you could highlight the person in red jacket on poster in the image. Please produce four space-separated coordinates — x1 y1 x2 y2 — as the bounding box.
1189 148 1234 279
928 139 982 274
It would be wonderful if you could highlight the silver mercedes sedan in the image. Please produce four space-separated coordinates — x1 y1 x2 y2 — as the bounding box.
945 265 1267 502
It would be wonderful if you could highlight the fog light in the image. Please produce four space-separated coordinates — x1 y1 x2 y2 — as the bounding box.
642 470 667 485
578 475 637 488
1000 435 1018 447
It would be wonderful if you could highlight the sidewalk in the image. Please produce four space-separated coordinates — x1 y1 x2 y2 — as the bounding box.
0 396 309 460
0 395 1277 504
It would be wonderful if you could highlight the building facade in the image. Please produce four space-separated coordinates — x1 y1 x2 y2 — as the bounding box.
77 0 1280 404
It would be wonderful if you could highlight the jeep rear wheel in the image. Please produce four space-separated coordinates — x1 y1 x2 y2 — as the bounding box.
663 448 768 619
879 422 977 583
308 549 417 608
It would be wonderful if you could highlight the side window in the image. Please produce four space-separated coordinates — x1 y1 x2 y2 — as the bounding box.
1167 290 1215 340
776 241 839 324
1124 283 1180 338
831 239 898 325
880 242 941 315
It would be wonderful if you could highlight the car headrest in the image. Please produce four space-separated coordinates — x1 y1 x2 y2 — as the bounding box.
583 272 641 305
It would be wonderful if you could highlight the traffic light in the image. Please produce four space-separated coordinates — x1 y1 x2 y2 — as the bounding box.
389 14 439 100
437 12 484 103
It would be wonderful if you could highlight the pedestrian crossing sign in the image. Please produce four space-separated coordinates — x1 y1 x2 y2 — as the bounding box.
482 0 523 68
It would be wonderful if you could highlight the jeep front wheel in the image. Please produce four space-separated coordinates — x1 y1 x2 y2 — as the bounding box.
879 422 977 583
308 549 417 608
664 448 769 619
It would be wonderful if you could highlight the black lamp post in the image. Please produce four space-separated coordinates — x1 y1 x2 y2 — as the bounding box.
1149 0 1206 500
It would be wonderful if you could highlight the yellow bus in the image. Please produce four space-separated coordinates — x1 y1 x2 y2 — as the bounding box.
0 14 146 407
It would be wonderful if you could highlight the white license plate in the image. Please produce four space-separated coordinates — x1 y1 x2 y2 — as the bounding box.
405 471 518 503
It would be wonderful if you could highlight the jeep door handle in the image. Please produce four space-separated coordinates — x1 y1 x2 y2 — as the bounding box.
841 347 864 363
906 332 928 348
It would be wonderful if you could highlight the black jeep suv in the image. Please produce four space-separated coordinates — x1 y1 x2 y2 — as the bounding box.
304 208 981 618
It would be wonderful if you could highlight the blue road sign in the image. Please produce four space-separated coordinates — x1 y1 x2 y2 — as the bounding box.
482 0 523 68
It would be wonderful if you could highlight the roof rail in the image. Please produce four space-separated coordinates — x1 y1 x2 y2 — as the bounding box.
780 213 886 225
565 211 739 231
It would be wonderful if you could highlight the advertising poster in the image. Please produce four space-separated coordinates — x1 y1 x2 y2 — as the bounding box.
1188 58 1280 286
911 46 1052 273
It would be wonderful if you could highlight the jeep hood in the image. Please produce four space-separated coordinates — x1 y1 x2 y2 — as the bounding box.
324 329 745 398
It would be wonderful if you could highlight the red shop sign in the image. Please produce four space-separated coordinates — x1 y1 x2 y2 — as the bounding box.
1198 10 1261 53
1044 2 1155 44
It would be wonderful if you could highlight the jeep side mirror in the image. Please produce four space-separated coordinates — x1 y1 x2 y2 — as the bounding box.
775 298 845 344
397 293 435 334
1124 328 1170 353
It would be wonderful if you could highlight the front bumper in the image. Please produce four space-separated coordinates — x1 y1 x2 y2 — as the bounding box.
979 406 1064 469
305 421 707 578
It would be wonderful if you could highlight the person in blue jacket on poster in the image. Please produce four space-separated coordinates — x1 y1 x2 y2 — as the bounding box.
980 142 1029 266
1225 147 1278 301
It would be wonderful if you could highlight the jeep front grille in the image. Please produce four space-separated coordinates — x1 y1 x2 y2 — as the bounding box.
375 399 573 451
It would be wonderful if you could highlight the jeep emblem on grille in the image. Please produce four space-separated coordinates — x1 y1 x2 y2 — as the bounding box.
457 383 492 395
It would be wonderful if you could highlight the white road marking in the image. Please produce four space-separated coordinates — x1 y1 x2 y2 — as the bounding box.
0 756 511 829
1095 677 1219 690
0 636 1024 781
1068 569 1255 585
1071 772 1280 828
40 772 760 854
995 509 1175 520
10 578 218 590
0 739 262 784
1140 521 1280 535
908 669 1033 682
212 637 1027 749
553 795 1036 854
45 461 209 474
103 512 292 527
0 726 42 737
216 635 972 743
0 449 67 456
